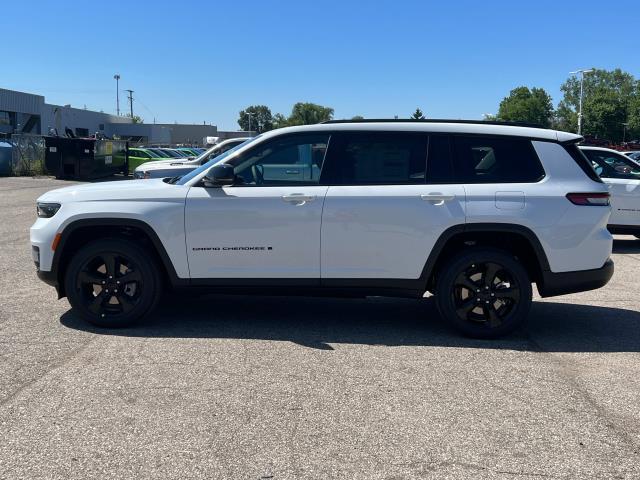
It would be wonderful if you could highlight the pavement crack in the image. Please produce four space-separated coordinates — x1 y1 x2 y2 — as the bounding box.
0 335 98 407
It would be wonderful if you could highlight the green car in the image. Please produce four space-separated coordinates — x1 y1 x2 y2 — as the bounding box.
128 148 162 174
177 148 199 156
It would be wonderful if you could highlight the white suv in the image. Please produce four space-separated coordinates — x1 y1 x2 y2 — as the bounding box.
31 120 614 338
579 146 640 238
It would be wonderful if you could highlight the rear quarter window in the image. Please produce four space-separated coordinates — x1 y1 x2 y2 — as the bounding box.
452 135 545 183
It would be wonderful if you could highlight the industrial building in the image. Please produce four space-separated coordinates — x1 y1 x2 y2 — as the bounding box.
0 88 249 146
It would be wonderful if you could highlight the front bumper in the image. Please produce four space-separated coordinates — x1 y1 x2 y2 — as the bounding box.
37 269 58 288
538 259 614 297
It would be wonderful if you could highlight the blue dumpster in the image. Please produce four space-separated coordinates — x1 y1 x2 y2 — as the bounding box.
0 141 12 176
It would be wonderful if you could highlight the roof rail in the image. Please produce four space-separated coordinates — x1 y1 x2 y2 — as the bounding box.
322 118 546 129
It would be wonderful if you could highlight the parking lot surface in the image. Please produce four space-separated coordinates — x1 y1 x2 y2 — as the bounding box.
1 176 639 479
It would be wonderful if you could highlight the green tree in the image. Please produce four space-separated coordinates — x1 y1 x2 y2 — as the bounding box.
628 95 640 140
556 68 638 141
351 115 365 120
237 105 273 133
129 115 143 124
272 113 289 129
286 102 334 125
411 108 425 120
497 87 553 127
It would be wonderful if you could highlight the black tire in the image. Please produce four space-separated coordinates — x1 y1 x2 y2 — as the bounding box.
434 247 532 339
64 238 162 328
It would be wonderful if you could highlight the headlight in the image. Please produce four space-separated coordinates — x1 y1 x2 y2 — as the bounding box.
36 202 61 218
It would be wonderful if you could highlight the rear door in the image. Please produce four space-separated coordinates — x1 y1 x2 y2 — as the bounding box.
452 134 546 225
320 132 465 281
582 149 640 227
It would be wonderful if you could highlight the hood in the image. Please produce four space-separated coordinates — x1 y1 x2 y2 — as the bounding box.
37 178 185 204
135 158 199 171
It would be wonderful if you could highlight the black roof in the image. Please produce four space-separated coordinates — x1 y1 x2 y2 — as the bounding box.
322 118 546 129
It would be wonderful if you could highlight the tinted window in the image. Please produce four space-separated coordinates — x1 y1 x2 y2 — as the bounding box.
427 135 455 183
323 133 427 185
582 150 640 180
228 134 329 185
453 136 544 183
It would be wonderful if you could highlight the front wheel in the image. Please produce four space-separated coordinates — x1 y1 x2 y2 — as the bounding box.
64 239 162 327
434 247 532 339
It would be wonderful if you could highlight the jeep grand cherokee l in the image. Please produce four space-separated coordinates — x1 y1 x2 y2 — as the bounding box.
31 120 614 338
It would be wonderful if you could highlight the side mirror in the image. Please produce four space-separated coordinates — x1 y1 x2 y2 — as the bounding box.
203 164 235 187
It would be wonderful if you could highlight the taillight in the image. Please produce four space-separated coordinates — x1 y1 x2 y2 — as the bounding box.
566 192 610 206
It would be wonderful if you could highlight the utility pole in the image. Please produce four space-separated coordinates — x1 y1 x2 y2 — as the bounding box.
246 112 255 132
125 89 134 119
622 122 629 143
570 68 594 135
113 74 121 116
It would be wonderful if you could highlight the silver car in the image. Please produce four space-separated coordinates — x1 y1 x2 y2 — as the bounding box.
133 138 251 179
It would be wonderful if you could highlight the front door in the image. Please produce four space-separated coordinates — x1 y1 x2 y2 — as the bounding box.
185 133 330 279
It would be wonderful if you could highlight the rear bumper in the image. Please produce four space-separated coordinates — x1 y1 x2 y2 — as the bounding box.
538 259 614 297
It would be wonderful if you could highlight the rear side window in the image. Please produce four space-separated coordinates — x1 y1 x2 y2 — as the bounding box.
565 145 603 183
426 135 455 183
453 135 545 183
322 133 427 185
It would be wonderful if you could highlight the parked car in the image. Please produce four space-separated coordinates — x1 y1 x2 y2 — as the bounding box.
623 151 640 163
176 148 200 156
133 138 250 179
127 148 163 174
159 148 189 158
31 120 613 338
580 146 640 238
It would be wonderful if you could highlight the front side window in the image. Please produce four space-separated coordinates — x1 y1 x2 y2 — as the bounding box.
322 133 427 185
582 150 640 180
453 136 545 183
228 134 329 185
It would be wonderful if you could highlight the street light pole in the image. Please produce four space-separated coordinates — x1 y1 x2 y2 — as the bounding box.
113 74 121 116
247 112 255 133
570 68 594 135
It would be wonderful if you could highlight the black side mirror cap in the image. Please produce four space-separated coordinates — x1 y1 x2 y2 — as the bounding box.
203 164 235 187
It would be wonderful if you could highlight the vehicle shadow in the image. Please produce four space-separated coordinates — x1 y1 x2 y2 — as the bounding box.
613 237 640 254
60 295 640 353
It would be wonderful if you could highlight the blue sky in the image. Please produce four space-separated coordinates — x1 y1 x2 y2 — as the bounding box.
3 0 639 130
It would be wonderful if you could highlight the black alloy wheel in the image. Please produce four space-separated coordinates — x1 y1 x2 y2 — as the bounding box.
65 239 161 327
435 248 532 338
77 253 143 317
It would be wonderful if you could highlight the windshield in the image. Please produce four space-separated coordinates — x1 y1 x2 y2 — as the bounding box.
176 137 259 185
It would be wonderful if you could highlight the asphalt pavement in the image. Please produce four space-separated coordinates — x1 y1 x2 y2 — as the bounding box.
1 177 639 479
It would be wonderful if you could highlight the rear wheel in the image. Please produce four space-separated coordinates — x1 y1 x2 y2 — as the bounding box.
64 239 162 327
434 247 532 338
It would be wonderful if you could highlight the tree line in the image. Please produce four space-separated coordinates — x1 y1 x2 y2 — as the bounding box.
237 68 640 143
238 102 335 133
492 68 640 143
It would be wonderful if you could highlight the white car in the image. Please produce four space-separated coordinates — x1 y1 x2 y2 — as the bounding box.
580 146 640 238
31 120 613 338
133 138 251 179
623 151 640 163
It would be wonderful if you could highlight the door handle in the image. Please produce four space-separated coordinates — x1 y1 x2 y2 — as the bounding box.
285 170 300 175
282 193 315 204
420 193 456 205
